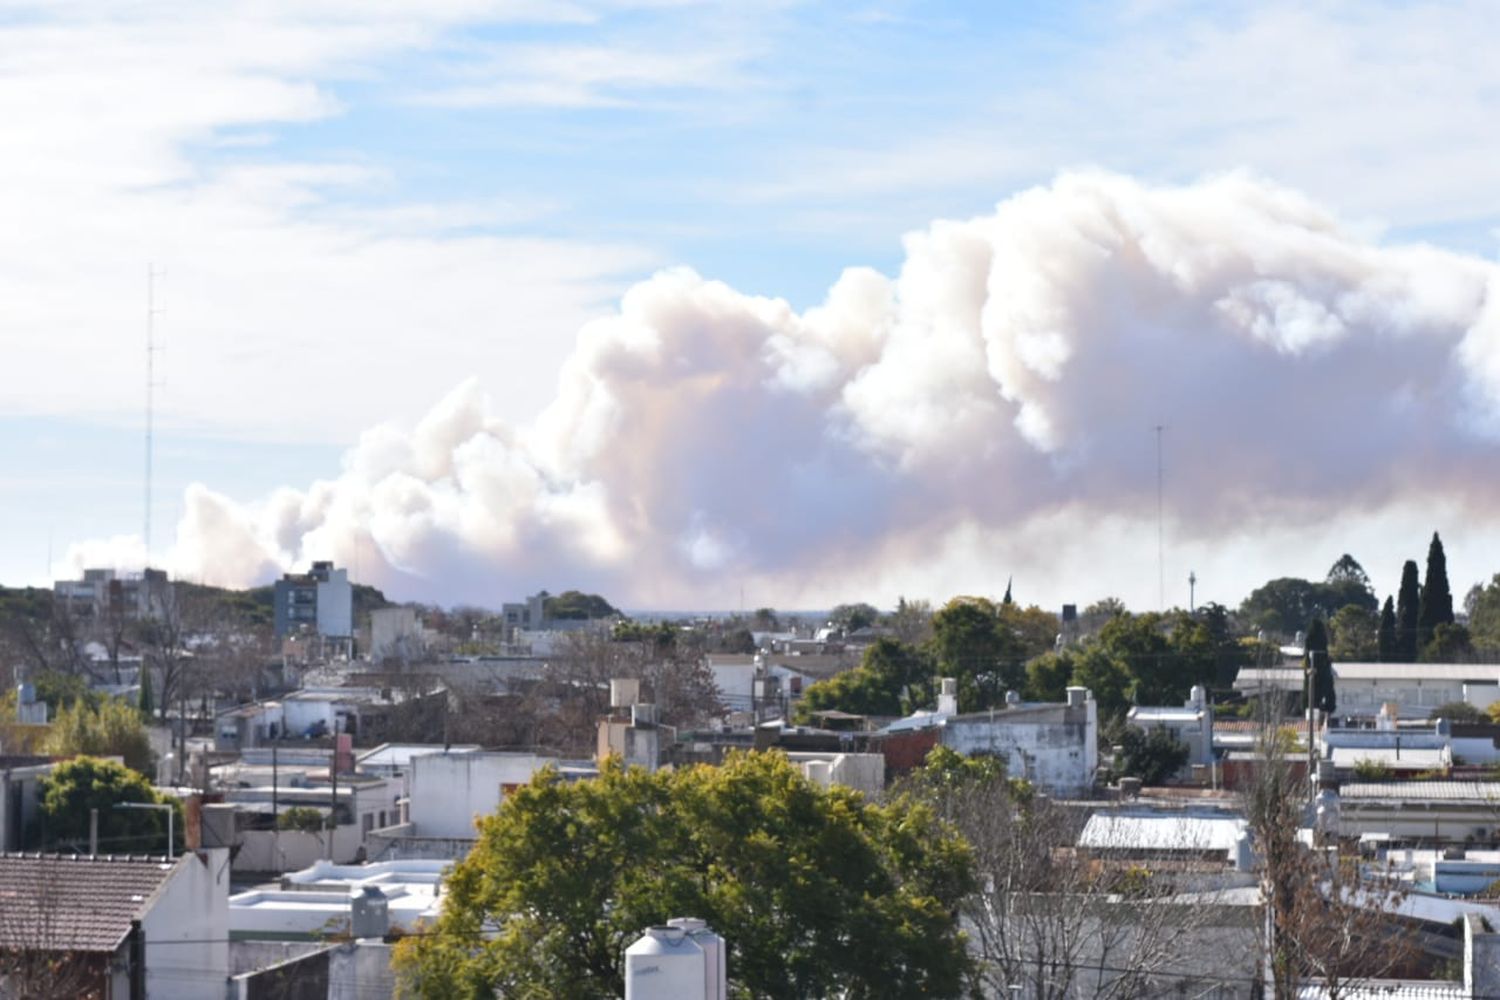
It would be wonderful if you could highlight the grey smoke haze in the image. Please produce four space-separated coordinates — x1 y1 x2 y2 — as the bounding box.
70 171 1500 609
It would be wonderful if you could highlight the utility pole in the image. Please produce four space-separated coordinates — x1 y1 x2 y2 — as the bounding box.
144 264 162 569
1189 571 1197 614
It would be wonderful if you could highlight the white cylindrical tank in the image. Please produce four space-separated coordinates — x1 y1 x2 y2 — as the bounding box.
668 917 727 1000
625 925 706 1000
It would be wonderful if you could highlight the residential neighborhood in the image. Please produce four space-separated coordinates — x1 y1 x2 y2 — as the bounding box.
5 544 1500 996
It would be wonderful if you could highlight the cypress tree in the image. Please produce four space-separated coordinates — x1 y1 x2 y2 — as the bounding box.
1305 617 1335 714
1418 531 1455 653
137 666 154 721
1377 597 1397 662
1396 560 1421 662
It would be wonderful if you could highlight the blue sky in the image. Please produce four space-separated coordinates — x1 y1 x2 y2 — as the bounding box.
5 0 1500 609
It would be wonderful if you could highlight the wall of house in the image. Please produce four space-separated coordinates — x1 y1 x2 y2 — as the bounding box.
408 752 557 840
143 848 230 1000
707 661 754 714
281 699 337 737
942 705 1097 796
328 940 394 1000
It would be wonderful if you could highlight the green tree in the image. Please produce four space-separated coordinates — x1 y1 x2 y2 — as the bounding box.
1377 597 1398 662
1305 618 1335 715
828 602 880 632
1469 576 1500 653
1418 532 1455 651
1328 604 1378 663
930 597 1020 709
1396 559 1422 662
1024 649 1076 703
1069 645 1132 713
1097 613 1180 706
1239 577 1321 637
543 590 618 621
795 638 933 721
1114 726 1190 784
1430 701 1486 723
393 753 974 999
35 756 177 853
1326 554 1372 590
42 698 154 775
1423 622 1472 663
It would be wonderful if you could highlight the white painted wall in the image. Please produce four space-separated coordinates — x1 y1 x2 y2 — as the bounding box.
942 703 1097 796
409 752 558 839
705 659 753 713
144 849 230 1000
281 698 336 737
316 568 353 638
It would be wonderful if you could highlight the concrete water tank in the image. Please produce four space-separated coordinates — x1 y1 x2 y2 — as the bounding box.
350 886 389 940
625 925 706 1000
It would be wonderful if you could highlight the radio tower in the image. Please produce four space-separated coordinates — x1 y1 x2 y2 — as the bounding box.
1154 424 1165 611
144 265 162 570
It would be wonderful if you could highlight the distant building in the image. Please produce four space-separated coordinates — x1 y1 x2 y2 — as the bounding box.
877 684 1099 796
273 561 352 639
52 567 174 621
369 606 423 662
1127 685 1215 777
500 591 549 636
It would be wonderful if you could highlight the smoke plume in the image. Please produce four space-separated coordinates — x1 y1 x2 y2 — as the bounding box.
75 171 1500 609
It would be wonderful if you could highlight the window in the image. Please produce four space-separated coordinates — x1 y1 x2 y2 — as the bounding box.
362 813 374 835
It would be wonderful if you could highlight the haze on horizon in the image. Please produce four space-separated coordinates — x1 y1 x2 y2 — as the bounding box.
6 1 1500 616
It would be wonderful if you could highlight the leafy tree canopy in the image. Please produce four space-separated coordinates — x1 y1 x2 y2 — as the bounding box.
1114 726 1190 785
795 637 933 721
43 698 154 775
1328 604 1379 663
543 590 618 621
1240 575 1377 638
36 756 177 854
393 752 975 999
827 602 880 632
1430 701 1486 723
1326 554 1372 589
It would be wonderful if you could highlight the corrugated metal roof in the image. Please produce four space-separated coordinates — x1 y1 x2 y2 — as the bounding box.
1078 811 1246 853
1340 781 1500 800
0 854 183 952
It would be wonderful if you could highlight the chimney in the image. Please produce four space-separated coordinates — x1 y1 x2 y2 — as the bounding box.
937 678 958 716
1004 690 1022 708
611 678 641 710
1065 686 1088 708
333 733 354 775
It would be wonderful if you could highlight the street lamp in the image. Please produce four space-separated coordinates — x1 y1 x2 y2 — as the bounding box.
113 802 175 858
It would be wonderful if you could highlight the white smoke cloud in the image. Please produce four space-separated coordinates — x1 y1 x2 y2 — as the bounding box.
77 170 1500 609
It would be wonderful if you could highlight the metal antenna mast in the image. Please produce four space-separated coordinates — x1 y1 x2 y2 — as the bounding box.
145 265 162 569
1154 424 1165 611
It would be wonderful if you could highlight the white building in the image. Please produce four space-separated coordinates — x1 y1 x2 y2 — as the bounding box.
407 750 563 840
1128 685 1215 772
369 607 424 662
881 685 1099 796
229 858 446 939
1236 662 1500 719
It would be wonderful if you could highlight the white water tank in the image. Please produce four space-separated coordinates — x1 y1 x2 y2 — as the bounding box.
668 917 727 1000
625 925 706 1000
